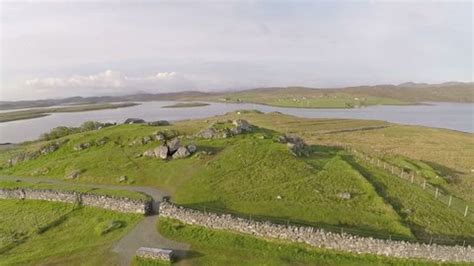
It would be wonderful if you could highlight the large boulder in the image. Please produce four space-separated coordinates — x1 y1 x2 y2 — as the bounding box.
124 118 145 124
166 138 181 153
172 146 191 159
154 145 169 160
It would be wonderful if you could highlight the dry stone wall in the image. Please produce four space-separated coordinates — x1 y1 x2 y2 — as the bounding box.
159 202 473 262
0 188 152 214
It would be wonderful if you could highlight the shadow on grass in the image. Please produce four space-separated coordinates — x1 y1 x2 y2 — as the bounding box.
173 249 203 262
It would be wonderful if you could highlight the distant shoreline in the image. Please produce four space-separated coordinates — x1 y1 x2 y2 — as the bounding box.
0 102 139 123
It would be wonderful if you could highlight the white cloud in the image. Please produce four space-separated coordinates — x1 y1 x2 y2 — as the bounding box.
23 70 215 97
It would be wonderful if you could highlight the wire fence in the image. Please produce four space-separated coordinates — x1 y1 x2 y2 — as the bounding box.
344 146 473 220
171 202 474 247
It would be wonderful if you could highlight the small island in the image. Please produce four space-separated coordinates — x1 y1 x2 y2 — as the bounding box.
0 102 139 123
161 102 210 108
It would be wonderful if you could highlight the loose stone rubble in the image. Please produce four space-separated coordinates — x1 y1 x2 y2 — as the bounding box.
159 202 473 262
0 188 152 214
196 119 254 139
8 140 67 166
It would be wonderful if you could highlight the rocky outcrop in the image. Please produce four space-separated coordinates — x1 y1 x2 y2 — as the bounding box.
8 140 66 166
144 138 196 160
278 134 309 156
0 188 152 214
159 202 473 262
196 119 254 139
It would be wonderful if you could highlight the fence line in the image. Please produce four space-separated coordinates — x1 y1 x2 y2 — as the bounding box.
343 146 472 219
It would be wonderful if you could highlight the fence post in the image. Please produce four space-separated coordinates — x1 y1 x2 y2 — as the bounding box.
383 162 386 169
465 205 469 217
423 180 426 190
341 228 344 234
429 237 433 245
435 188 439 198
410 174 414 183
391 166 394 174
448 196 452 207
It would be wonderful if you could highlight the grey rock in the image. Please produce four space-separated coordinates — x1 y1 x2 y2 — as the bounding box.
118 175 128 183
143 150 156 158
197 127 218 139
232 119 252 131
148 120 170 126
166 138 181 153
74 142 91 151
154 133 166 141
154 145 169 160
172 146 191 159
124 118 145 124
187 144 197 153
65 169 82 179
337 192 351 200
40 143 60 154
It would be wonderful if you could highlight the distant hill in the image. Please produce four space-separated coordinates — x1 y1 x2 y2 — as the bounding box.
1 82 472 110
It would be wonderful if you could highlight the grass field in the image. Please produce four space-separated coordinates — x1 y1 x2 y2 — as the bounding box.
209 89 410 108
0 102 139 123
0 111 472 243
0 199 142 265
135 218 451 266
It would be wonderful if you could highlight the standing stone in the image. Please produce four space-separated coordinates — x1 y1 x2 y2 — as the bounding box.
172 146 191 159
154 145 169 160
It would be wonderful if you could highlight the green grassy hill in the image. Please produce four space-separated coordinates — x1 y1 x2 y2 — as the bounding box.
1 111 472 244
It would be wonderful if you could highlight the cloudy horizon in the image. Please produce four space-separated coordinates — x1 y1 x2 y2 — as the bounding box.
1 1 472 101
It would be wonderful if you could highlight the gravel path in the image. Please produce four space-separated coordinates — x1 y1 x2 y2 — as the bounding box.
0 176 190 265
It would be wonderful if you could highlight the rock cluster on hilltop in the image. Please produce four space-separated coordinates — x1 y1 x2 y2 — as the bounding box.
278 134 309 156
143 137 196 160
196 119 254 139
8 139 68 166
74 137 109 151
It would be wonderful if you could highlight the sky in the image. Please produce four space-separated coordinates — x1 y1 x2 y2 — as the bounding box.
0 0 472 101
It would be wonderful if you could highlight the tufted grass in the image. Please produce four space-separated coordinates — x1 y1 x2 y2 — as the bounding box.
0 199 142 265
151 217 451 266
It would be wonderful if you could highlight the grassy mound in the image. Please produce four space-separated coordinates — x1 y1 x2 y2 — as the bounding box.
1 112 472 242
